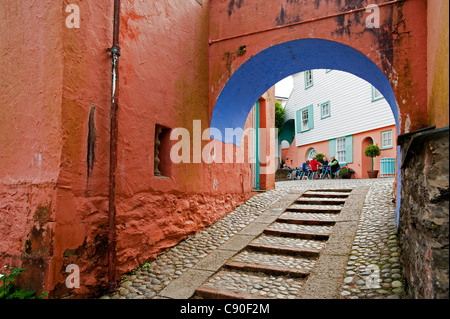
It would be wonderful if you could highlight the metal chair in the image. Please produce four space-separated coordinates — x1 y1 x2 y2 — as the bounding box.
321 165 332 179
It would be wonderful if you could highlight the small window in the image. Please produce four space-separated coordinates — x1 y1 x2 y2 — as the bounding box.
381 130 393 148
372 86 384 101
336 137 346 163
307 148 317 161
326 69 332 73
154 124 172 177
281 140 290 149
305 70 313 89
301 108 309 131
321 101 331 119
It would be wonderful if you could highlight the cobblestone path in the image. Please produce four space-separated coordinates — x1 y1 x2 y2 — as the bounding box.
101 178 406 299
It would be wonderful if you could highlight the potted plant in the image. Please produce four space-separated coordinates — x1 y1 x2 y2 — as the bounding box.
339 166 355 179
364 144 381 178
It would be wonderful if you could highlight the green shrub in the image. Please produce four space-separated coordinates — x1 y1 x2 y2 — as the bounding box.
364 144 381 158
0 268 47 299
316 153 325 163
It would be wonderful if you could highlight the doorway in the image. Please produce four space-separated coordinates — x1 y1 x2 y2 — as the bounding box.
361 137 373 179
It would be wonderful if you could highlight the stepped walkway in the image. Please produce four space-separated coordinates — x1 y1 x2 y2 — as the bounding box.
101 178 405 300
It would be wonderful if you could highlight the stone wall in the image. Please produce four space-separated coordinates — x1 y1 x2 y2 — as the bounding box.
398 127 449 299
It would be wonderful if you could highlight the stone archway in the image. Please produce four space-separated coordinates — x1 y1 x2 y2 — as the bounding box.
208 38 401 219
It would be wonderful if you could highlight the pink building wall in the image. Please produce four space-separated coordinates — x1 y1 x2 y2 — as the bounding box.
283 125 397 179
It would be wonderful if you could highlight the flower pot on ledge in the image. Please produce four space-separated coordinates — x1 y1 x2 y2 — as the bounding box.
367 170 379 178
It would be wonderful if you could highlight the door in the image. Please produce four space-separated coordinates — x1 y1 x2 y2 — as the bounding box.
361 137 373 178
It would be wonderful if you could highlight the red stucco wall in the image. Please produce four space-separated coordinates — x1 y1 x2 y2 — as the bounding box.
0 0 275 297
208 0 428 134
0 0 434 298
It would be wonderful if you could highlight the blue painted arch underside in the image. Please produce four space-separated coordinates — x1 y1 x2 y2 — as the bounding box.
210 38 399 147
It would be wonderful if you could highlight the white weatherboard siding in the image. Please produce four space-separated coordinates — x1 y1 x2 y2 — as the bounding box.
283 70 396 147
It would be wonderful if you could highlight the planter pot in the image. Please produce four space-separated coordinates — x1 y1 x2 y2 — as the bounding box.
367 170 379 178
341 173 354 179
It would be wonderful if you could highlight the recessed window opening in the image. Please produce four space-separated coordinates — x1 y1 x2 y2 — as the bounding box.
154 124 172 178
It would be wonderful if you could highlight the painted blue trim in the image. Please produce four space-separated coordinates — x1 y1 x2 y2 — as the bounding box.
255 101 260 190
345 135 353 164
210 39 399 146
297 105 313 133
209 39 401 225
396 144 401 227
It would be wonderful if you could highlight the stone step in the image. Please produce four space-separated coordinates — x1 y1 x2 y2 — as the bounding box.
224 261 310 278
247 243 321 257
294 198 347 205
228 250 317 276
286 204 342 213
302 192 350 198
263 229 330 241
196 270 306 299
277 213 337 226
263 223 332 240
306 189 353 193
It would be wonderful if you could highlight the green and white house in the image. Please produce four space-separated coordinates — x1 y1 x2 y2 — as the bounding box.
280 69 397 179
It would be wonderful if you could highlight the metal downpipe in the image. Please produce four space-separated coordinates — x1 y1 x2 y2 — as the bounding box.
107 0 121 293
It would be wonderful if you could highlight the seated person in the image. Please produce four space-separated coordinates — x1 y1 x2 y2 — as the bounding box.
321 156 329 175
329 156 340 177
309 157 321 178
296 160 310 179
302 160 310 172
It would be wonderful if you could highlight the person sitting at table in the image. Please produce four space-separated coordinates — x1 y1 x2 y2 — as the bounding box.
329 156 340 178
295 160 310 179
309 157 321 179
320 156 329 177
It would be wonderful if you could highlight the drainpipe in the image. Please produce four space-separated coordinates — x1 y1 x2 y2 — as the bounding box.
107 0 121 293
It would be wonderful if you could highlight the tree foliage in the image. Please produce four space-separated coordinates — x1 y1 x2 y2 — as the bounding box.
364 144 381 158
275 100 285 134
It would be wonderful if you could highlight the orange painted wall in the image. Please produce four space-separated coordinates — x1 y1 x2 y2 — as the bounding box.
427 0 449 129
209 0 428 134
0 0 276 298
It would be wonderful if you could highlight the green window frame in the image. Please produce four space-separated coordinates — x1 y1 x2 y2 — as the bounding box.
304 70 314 89
307 148 317 161
320 101 331 119
326 69 332 73
372 86 384 102
296 105 314 133
329 135 353 164
381 130 393 149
